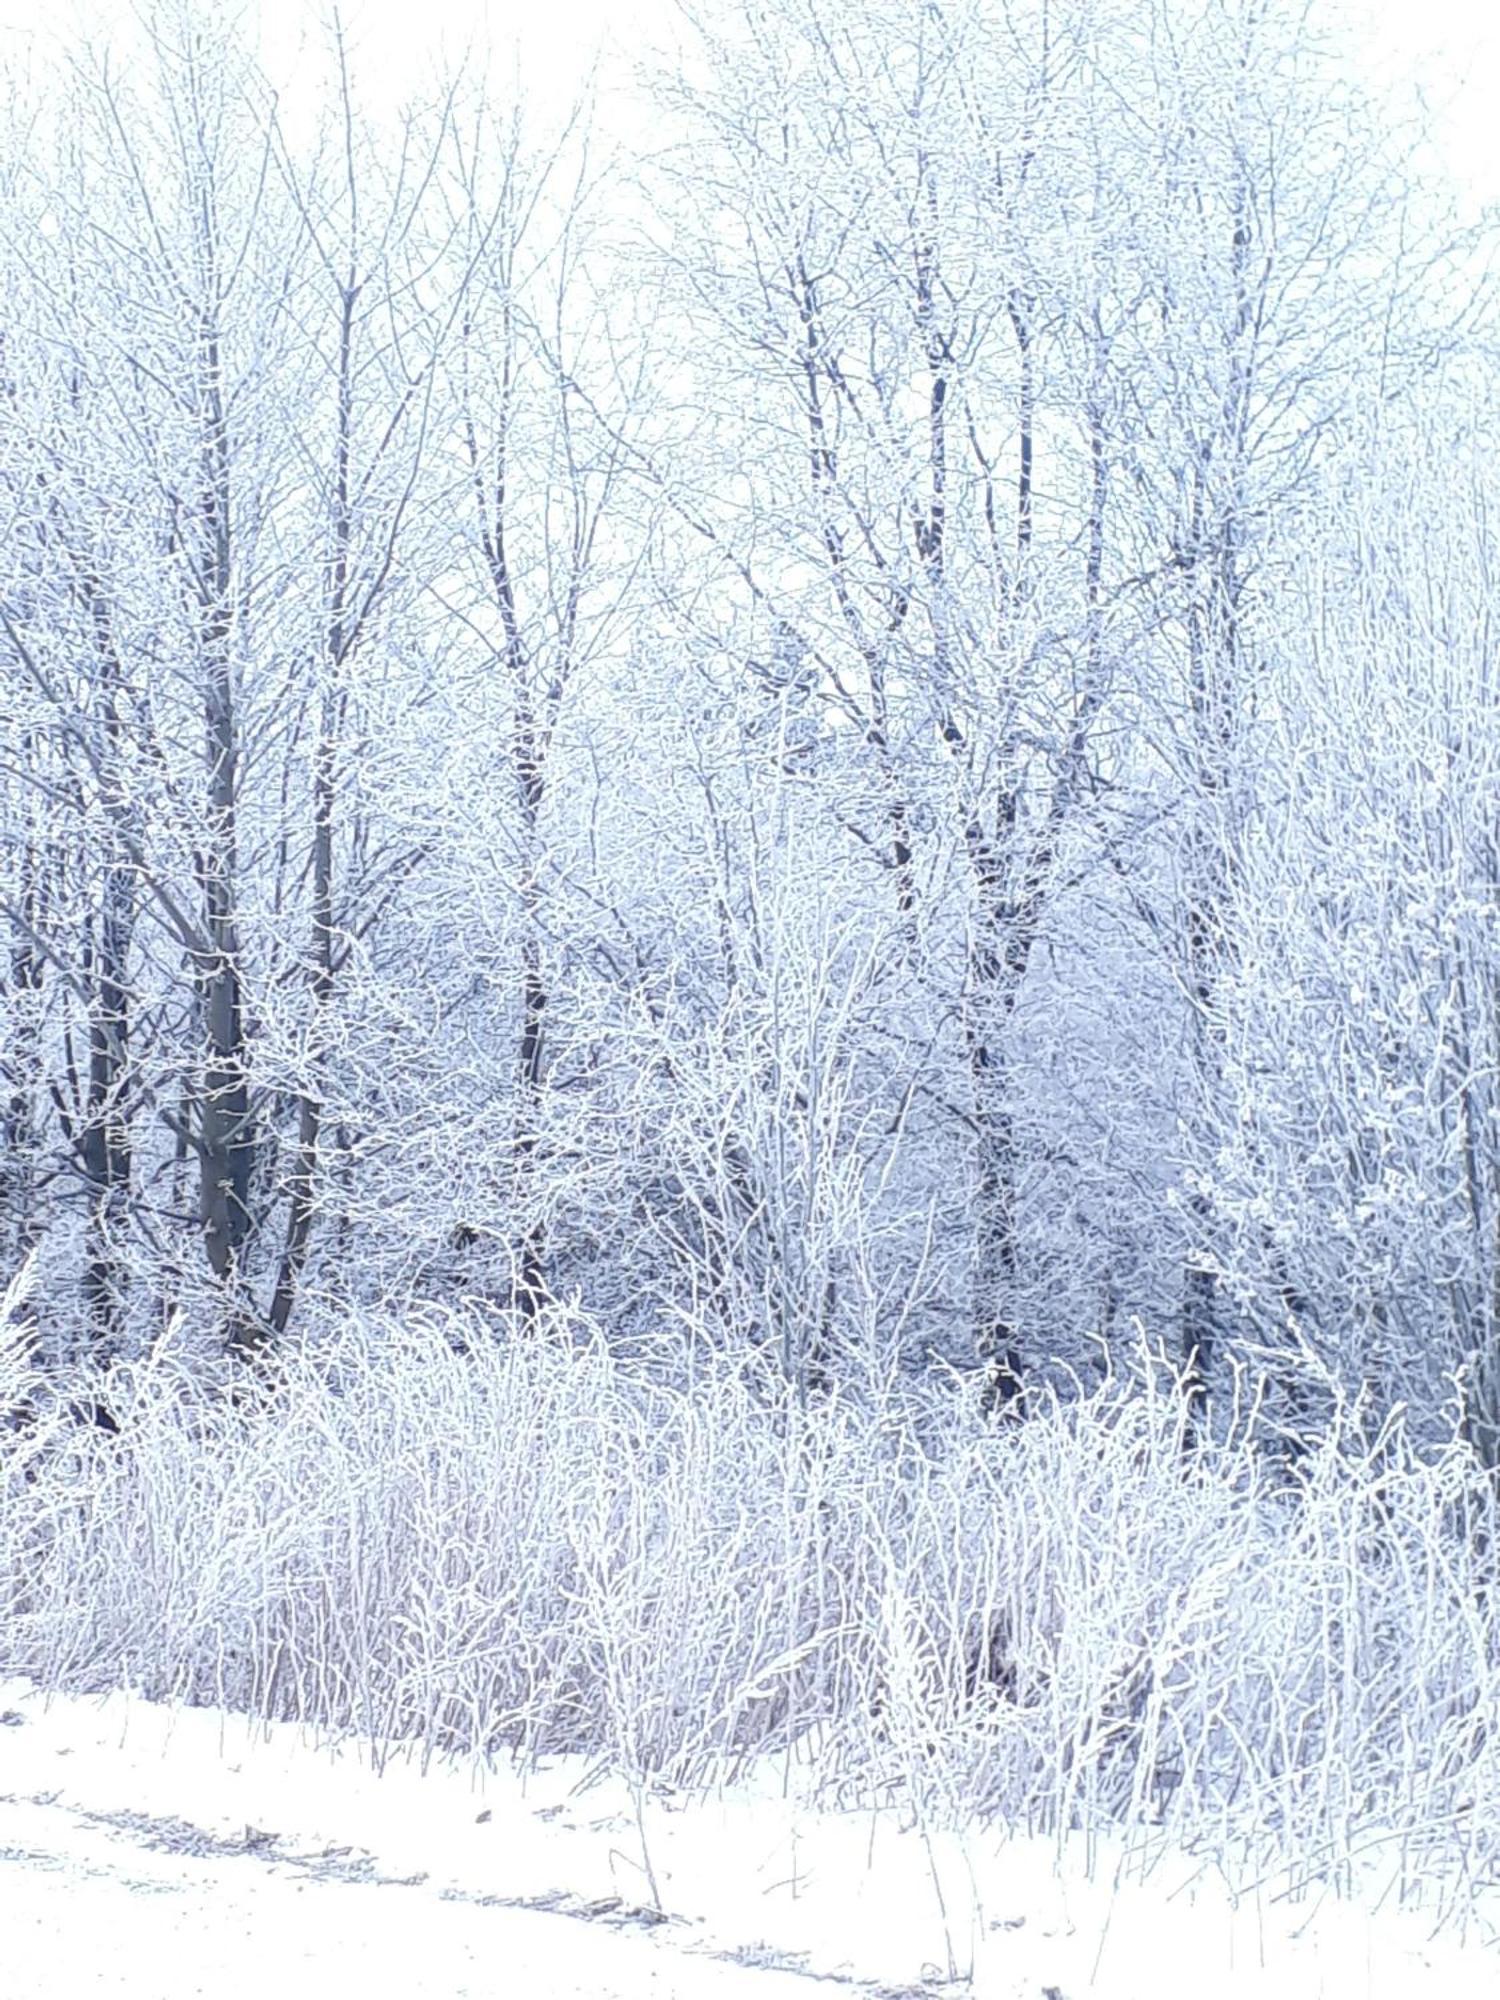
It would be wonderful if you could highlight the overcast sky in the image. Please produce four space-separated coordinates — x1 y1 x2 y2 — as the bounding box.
0 0 1497 204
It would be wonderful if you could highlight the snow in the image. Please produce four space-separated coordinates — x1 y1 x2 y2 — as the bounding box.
1 1678 1495 1998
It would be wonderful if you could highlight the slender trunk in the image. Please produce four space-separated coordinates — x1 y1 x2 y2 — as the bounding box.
971 1025 1025 1410
80 589 136 1356
1181 495 1247 1427
1 778 45 1391
513 715 548 1325
1181 520 1248 1428
967 354 1109 1411
468 274 556 1328
1180 175 1255 1435
1007 290 1035 599
961 290 1049 1409
267 702 334 1336
270 278 355 1339
80 848 132 1353
795 249 917 926
192 306 260 1358
1454 940 1500 1472
914 185 1031 1404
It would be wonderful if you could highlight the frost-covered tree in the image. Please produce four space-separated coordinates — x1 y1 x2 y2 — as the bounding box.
0 0 1493 1454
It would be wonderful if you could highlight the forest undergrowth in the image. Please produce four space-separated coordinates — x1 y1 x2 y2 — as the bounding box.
4 1282 1499 1927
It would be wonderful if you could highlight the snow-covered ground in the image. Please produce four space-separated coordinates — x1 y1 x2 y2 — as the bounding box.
1 1677 1495 1999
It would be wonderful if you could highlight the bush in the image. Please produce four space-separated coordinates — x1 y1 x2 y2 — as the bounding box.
4 1302 1497 1908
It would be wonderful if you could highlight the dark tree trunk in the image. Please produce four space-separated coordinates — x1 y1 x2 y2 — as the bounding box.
80 856 133 1354
270 275 355 1341
192 308 261 1360
79 590 137 1358
512 708 549 1326
1 783 46 1394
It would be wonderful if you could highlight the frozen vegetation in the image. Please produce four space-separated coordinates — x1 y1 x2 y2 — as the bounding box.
4 1288 1500 1988
2 0 1499 1985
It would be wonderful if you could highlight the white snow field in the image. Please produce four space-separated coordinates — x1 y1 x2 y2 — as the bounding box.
1 1676 1495 2000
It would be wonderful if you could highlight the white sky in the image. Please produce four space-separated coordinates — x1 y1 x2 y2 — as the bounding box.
0 0 1497 203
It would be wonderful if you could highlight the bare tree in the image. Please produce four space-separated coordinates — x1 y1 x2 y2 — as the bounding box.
264 31 468 1340
440 94 649 1324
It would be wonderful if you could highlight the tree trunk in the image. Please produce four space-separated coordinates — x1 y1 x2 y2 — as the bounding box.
193 307 260 1360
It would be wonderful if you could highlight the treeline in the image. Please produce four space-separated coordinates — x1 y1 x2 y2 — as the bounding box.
1 0 1497 1459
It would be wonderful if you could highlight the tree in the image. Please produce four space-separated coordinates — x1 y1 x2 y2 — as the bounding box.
442 96 648 1323
263 31 468 1341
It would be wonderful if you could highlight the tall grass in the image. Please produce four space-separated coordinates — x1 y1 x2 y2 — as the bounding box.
4 1298 1498 1913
